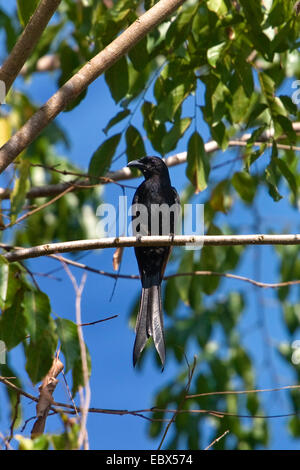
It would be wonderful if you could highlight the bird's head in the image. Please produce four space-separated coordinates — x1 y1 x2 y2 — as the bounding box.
127 156 170 181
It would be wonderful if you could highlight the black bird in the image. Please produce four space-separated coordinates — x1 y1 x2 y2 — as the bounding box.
127 156 180 367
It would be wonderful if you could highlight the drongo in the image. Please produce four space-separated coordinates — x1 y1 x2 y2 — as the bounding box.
127 156 180 367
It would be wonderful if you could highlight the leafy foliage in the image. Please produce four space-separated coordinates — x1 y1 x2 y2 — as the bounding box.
0 0 300 450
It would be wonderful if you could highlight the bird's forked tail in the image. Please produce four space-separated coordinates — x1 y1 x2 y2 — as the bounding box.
133 285 165 368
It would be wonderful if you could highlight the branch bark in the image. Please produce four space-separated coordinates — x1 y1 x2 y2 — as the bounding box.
31 356 64 439
46 253 300 288
1 122 300 200
20 54 60 75
0 0 187 174
3 234 300 262
0 0 62 94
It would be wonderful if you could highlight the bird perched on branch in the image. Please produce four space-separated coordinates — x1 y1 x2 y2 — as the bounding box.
127 156 180 368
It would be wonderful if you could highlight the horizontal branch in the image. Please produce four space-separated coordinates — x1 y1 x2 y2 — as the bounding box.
0 0 186 174
3 234 300 262
1 121 300 200
48 254 300 288
1 377 299 427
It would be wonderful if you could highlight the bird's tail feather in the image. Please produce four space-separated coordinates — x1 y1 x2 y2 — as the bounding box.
133 285 165 367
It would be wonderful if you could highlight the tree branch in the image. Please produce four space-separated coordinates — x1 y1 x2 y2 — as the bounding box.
62 264 90 450
30 356 64 439
2 234 300 263
1 377 300 428
0 0 62 94
1 122 300 200
0 0 187 174
46 253 300 289
20 54 60 75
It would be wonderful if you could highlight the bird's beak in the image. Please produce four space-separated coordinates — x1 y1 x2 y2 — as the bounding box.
127 160 145 171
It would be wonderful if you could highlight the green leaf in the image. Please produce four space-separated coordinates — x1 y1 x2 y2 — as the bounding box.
234 57 254 98
186 132 210 193
55 318 91 395
175 251 194 305
164 277 180 317
275 115 297 142
88 133 121 179
265 163 282 202
289 416 300 438
230 84 250 124
276 158 298 199
17 0 39 26
0 256 9 310
210 180 230 213
279 95 298 116
211 121 228 150
268 0 290 26
16 434 50 450
165 2 199 50
0 288 27 350
129 37 149 71
24 290 57 383
155 82 191 122
103 109 130 135
161 117 192 154
246 104 268 128
207 0 228 16
23 290 52 341
232 172 256 203
142 100 166 154
207 42 226 68
0 363 23 428
105 56 129 103
239 0 264 27
144 0 156 9
10 159 30 223
283 303 300 334
125 125 146 163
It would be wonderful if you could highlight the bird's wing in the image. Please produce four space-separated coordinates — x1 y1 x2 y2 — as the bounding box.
132 185 150 237
172 186 180 205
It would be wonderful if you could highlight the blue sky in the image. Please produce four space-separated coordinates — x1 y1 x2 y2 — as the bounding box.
0 1 300 450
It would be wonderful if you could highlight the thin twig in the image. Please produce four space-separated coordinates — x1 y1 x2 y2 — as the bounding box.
157 356 197 450
7 392 20 446
186 384 300 399
79 315 118 326
61 263 90 450
3 184 76 229
204 430 230 450
1 376 300 424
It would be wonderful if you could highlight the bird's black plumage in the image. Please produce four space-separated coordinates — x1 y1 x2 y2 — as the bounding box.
127 156 180 367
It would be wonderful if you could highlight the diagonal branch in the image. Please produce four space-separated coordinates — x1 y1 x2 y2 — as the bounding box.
2 234 300 263
157 356 197 450
30 355 64 439
0 0 62 94
0 0 187 174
